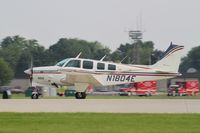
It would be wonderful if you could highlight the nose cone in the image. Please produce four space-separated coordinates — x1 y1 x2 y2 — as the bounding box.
24 68 32 75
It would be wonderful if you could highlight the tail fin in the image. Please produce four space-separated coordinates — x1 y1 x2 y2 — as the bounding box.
151 42 184 73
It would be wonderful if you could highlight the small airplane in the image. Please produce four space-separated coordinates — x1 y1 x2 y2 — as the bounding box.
24 43 184 99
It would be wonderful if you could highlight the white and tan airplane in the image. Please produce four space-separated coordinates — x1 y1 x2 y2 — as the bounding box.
24 43 184 99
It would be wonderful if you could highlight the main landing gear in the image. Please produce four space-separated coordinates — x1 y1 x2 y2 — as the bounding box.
74 83 88 99
75 92 87 99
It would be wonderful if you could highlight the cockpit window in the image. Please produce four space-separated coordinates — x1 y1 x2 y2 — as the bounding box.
65 60 81 68
55 59 69 67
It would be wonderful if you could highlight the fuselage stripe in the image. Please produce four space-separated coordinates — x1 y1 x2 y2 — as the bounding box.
33 71 179 77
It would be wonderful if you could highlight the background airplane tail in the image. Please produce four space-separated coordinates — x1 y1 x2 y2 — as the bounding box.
151 43 184 73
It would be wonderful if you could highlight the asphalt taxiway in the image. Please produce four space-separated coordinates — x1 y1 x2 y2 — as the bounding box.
0 99 200 113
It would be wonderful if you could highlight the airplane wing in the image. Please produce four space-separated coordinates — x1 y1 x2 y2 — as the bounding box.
60 71 103 86
60 70 136 87
60 71 106 92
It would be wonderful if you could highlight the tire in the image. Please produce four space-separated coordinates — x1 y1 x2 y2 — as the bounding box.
31 93 39 99
75 92 86 99
146 92 151 96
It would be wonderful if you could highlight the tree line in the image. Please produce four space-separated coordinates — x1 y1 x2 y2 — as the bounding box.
0 35 198 86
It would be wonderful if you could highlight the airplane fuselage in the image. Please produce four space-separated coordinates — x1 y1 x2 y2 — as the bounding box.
31 58 180 87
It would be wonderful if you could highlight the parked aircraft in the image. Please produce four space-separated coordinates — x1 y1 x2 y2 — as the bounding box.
24 43 184 99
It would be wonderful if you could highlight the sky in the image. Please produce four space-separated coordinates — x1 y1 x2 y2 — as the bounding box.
0 0 199 56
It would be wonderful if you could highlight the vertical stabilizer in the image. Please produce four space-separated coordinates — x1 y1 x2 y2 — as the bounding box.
151 42 184 73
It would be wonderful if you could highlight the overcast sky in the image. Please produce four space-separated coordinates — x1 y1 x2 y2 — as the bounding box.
0 0 199 55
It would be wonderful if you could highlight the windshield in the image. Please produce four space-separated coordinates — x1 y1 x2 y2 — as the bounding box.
64 59 81 68
55 59 70 67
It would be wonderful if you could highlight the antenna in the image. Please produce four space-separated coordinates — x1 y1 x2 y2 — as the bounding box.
130 59 135 64
75 52 82 58
124 12 145 64
120 56 128 63
128 13 144 64
100 55 106 61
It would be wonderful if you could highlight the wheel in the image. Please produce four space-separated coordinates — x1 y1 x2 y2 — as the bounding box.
31 93 39 99
146 92 152 96
75 92 86 99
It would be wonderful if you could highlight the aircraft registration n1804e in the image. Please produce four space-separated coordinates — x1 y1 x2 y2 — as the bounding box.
24 43 184 99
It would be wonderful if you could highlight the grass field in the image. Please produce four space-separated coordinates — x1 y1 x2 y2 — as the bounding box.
0 113 200 133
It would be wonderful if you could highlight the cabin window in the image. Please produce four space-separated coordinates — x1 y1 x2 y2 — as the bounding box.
65 60 80 68
108 64 116 70
83 60 93 69
97 63 105 70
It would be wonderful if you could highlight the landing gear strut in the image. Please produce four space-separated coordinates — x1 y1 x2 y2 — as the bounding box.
75 92 87 99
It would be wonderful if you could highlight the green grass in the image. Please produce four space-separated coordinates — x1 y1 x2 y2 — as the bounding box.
0 113 199 133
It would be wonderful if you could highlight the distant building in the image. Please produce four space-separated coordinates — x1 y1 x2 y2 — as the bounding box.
8 79 29 90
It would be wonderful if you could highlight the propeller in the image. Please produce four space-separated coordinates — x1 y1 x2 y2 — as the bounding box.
24 57 34 87
30 58 33 87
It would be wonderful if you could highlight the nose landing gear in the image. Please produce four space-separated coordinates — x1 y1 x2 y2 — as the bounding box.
31 92 39 99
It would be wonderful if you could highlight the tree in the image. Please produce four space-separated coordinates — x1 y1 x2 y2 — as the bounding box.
1 35 27 48
0 58 14 86
139 41 154 65
151 49 164 64
110 50 122 63
0 35 49 78
0 42 23 71
49 38 111 62
111 41 155 65
15 39 48 77
179 46 200 73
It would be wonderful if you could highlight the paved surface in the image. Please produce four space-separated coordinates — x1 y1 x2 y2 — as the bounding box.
0 99 200 113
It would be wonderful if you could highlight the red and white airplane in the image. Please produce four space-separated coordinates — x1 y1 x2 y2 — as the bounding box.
24 43 184 99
